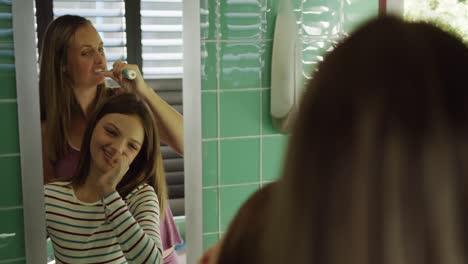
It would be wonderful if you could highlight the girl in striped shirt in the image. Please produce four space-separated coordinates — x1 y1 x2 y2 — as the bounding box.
45 93 166 263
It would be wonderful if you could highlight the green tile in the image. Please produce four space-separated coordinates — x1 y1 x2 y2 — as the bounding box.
2 260 25 264
262 136 288 181
220 91 261 137
203 188 219 233
201 42 217 91
302 39 337 80
47 238 54 263
0 156 22 207
0 208 25 260
0 67 15 99
219 0 265 40
0 15 11 49
202 141 218 187
265 0 278 40
0 102 20 155
202 92 218 139
261 41 272 88
301 0 341 36
220 184 259 231
219 42 262 89
0 29 13 42
0 42 13 49
203 233 220 251
343 0 379 34
200 0 217 40
262 89 279 135
220 138 260 185
0 49 14 64
0 3 11 13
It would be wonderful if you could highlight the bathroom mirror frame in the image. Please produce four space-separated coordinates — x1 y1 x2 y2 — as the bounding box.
12 1 202 263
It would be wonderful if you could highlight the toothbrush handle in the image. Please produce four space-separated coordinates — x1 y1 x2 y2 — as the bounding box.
122 69 137 80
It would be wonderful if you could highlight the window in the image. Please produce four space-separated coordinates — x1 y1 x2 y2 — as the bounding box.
141 0 183 79
36 0 184 79
404 0 468 42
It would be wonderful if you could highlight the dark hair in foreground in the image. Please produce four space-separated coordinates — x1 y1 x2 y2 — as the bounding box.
72 93 168 217
217 182 276 264
263 16 468 264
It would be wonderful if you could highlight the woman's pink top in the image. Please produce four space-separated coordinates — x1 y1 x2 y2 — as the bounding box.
51 147 183 263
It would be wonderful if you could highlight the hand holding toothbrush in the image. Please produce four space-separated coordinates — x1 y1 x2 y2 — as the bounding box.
97 60 151 96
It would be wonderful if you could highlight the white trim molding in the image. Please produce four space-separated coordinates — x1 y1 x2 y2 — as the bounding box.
183 0 203 263
12 1 47 263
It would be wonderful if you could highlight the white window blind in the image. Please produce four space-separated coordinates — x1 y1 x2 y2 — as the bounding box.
53 0 127 67
141 0 183 79
52 0 183 79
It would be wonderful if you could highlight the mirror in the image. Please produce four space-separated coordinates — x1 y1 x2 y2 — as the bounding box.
13 1 202 263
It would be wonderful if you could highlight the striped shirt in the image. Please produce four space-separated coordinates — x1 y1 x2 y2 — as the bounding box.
45 182 162 264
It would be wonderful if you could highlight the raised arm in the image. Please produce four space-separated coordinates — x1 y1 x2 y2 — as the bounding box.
138 85 184 156
102 185 163 264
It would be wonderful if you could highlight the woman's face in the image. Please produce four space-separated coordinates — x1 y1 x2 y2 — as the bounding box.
89 113 145 175
66 23 107 89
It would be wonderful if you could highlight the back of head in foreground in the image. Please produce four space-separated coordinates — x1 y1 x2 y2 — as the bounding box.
262 16 468 264
217 182 277 264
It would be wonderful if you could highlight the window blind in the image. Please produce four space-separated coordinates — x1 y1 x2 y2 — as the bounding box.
148 78 184 216
141 0 183 79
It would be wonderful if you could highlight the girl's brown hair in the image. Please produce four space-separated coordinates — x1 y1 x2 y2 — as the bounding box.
39 15 107 161
72 93 168 217
263 16 468 264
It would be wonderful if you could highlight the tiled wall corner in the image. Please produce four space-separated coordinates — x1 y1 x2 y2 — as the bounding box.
0 1 26 263
200 0 378 248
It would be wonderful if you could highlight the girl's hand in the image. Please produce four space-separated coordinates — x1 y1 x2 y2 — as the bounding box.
97 152 130 197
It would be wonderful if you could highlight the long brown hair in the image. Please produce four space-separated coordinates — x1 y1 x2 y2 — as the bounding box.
39 15 107 161
72 93 168 217
216 182 276 264
263 16 468 264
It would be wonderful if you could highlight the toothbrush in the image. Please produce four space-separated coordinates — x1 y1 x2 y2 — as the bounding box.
95 68 137 80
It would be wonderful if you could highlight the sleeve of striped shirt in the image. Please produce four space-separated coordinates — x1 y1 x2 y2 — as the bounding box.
102 187 162 264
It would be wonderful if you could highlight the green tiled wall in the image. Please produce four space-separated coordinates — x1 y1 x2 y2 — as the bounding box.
200 0 378 249
200 0 288 248
0 1 26 263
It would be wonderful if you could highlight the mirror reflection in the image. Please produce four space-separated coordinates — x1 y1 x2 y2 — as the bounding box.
35 1 187 263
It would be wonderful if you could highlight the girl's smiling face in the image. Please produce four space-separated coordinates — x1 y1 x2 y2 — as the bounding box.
89 113 144 175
